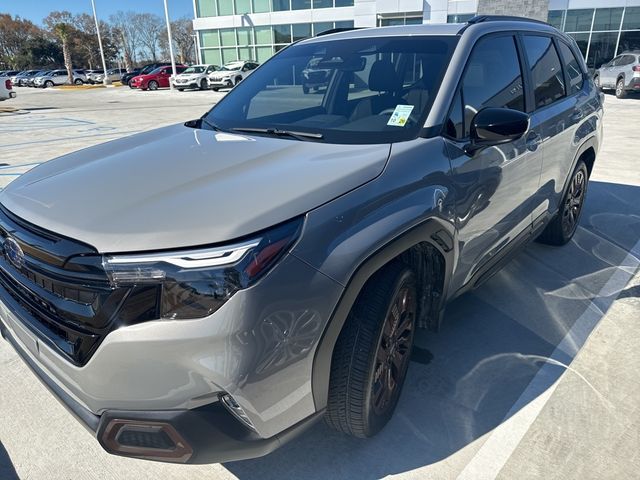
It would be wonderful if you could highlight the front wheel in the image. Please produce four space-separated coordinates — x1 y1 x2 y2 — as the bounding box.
325 261 417 438
200 79 208 90
74 79 83 85
615 78 627 98
44 80 54 88
537 160 588 246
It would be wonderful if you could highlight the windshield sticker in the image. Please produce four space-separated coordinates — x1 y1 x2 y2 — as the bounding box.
387 105 414 127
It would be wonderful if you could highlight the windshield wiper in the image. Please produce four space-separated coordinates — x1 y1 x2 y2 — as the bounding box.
185 117 225 132
230 127 323 141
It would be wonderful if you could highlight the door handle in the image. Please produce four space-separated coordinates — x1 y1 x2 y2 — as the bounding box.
525 132 542 151
570 110 584 122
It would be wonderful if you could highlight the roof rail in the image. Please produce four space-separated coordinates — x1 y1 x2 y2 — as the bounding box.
466 15 549 26
315 27 363 37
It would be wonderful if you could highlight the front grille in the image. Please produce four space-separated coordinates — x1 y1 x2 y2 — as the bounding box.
0 206 160 365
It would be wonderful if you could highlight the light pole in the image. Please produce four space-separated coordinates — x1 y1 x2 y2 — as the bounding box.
90 0 111 86
163 0 178 91
190 34 198 64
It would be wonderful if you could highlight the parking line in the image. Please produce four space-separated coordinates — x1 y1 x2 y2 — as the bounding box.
456 234 640 480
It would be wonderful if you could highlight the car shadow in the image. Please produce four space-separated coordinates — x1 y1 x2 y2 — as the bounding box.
223 181 639 480
0 442 18 480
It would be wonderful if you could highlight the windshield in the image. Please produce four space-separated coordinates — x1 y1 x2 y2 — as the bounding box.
148 67 164 75
205 36 457 144
184 66 205 74
220 64 242 71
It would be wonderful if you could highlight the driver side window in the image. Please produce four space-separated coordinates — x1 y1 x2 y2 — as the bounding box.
446 35 525 140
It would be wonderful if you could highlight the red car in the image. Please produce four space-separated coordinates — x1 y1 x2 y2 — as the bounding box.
130 65 187 90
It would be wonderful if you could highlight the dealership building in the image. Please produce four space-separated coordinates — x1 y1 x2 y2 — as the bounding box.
193 0 640 69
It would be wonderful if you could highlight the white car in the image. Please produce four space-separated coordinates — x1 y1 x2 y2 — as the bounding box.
34 69 87 88
0 76 16 101
172 64 220 91
208 61 259 91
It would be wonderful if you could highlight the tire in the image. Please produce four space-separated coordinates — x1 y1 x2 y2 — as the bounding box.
44 80 54 88
537 160 588 246
177 88 184 92
128 80 135 89
325 261 417 438
235 76 242 85
200 79 208 90
212 87 219 91
148 80 158 91
74 79 83 85
615 78 627 98
302 85 309 94
594 75 601 90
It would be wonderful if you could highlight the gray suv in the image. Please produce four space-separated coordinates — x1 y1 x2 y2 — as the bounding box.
594 51 640 98
0 16 603 464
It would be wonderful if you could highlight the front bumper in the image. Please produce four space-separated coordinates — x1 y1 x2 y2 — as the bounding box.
208 78 234 88
0 315 322 463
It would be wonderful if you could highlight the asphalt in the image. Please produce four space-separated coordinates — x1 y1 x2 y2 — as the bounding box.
0 87 638 480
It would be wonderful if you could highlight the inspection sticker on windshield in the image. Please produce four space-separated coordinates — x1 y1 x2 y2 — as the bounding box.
387 105 414 127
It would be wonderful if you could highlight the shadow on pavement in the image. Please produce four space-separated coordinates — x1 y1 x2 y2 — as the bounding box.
222 180 639 480
0 442 18 480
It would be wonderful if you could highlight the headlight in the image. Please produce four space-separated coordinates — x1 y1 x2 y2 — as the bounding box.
102 218 303 319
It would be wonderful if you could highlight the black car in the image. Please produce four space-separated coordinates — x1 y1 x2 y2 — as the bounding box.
121 63 173 88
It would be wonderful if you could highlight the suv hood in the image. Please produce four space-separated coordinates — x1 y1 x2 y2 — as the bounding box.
1 124 390 253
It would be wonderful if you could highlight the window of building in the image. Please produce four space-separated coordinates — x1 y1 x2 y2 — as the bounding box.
335 20 354 29
447 14 474 24
457 35 525 138
236 0 252 14
557 41 584 95
292 0 311 9
256 46 273 63
217 0 234 16
292 23 312 42
334 0 354 7
379 15 422 27
587 32 618 69
622 7 640 30
618 31 640 53
522 35 565 108
313 22 334 35
255 26 272 44
220 28 237 46
237 27 253 46
203 49 222 66
313 0 333 8
593 8 623 31
547 10 564 30
273 0 290 11
273 25 292 44
201 31 220 48
568 33 589 58
196 0 217 17
565 9 594 32
252 0 270 13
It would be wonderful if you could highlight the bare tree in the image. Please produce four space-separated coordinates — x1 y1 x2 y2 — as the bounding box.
44 11 76 84
133 13 166 63
109 11 140 71
171 18 196 65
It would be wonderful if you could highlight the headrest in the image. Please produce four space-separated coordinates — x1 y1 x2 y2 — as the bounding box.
368 60 402 93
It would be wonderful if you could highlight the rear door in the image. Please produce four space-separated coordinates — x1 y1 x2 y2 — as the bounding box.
444 33 543 289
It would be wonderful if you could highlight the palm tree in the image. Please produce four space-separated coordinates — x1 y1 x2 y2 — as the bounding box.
44 11 75 85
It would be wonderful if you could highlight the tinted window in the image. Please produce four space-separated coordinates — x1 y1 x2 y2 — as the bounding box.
620 55 636 66
457 35 525 138
557 41 584 95
522 36 566 109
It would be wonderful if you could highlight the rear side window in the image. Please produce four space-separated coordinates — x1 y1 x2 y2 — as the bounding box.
449 35 525 139
522 35 566 108
557 41 584 95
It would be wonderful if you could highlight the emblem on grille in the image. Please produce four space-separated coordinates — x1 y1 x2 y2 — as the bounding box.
4 237 25 269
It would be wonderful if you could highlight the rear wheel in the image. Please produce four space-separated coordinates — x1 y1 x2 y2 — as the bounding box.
325 261 417 438
537 160 588 246
177 88 184 92
148 80 159 91
74 78 83 85
615 78 627 98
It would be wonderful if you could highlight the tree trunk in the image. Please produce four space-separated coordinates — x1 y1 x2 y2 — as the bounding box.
62 38 74 84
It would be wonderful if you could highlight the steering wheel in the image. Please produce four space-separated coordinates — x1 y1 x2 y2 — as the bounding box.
377 107 420 124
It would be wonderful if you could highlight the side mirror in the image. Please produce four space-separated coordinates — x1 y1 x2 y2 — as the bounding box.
465 108 529 155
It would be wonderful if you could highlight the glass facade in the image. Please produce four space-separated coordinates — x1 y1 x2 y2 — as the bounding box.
377 14 422 27
548 6 640 70
196 0 353 17
200 21 354 65
447 13 474 23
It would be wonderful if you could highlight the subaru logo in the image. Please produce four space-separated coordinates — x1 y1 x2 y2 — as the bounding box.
4 237 25 269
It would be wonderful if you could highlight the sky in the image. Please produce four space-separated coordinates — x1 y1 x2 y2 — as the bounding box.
1 0 194 25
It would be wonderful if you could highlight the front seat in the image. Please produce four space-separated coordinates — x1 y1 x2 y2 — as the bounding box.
350 60 402 120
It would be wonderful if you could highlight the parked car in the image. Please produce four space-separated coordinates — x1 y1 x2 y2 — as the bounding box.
34 69 86 88
86 69 104 84
0 75 16 101
120 68 140 84
11 70 40 87
594 50 640 98
301 57 332 93
0 70 19 80
26 70 51 87
130 65 187 90
91 68 127 84
208 60 259 90
122 63 173 88
0 17 603 464
172 64 219 91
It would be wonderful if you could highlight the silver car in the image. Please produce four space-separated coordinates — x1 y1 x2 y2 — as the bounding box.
172 64 219 91
594 51 640 98
91 68 127 84
34 69 86 88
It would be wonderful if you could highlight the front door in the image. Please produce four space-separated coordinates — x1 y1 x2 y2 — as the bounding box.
443 33 543 290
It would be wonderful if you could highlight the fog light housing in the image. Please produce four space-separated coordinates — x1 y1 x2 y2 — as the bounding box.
102 419 193 463
220 393 256 432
